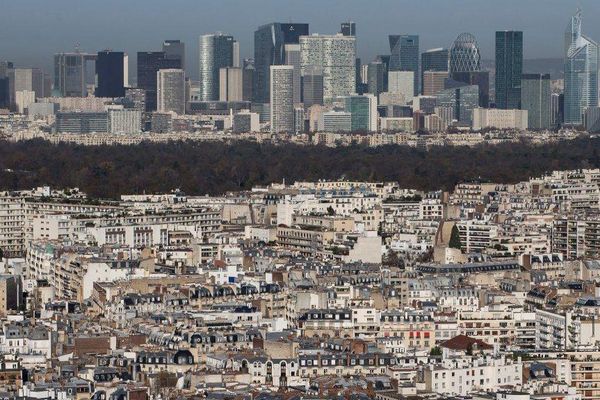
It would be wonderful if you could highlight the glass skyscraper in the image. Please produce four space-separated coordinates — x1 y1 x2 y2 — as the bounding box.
437 82 479 125
95 51 125 98
388 35 419 96
564 9 599 125
521 74 551 130
198 33 235 101
449 33 481 74
254 23 309 104
495 31 523 109
421 48 448 94
137 51 181 111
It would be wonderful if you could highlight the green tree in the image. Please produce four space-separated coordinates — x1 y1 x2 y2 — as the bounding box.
449 225 462 251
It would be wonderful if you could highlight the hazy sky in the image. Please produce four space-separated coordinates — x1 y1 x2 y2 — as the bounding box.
1 0 598 79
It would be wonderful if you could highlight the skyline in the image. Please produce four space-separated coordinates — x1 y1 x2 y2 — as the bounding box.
1 0 599 79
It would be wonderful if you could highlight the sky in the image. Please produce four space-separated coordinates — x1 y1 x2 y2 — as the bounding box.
0 0 597 80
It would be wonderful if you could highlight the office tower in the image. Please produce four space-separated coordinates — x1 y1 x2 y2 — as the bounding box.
551 93 562 127
367 61 386 98
564 10 599 125
437 82 479 125
340 21 356 37
495 31 523 109
449 33 481 74
284 44 302 104
451 71 490 107
123 54 129 87
270 66 294 133
412 96 437 114
219 67 243 101
521 73 551 130
0 77 8 109
294 106 305 133
302 66 324 108
55 111 108 133
157 69 185 115
355 58 365 93
421 48 448 93
163 40 185 70
423 71 448 96
95 51 125 98
584 107 600 132
388 35 419 96
344 94 378 132
137 52 181 111
254 23 309 103
54 52 97 97
233 40 240 68
388 71 415 102
108 109 142 133
0 61 12 78
319 110 352 131
198 33 235 101
242 61 254 101
7 68 45 110
300 34 356 102
15 90 35 114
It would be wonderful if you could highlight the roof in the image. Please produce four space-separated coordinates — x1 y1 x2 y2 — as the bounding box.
440 334 493 351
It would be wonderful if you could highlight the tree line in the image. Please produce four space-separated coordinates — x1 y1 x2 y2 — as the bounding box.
0 138 599 199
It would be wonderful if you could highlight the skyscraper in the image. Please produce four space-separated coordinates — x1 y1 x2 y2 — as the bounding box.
344 94 378 132
270 65 294 133
340 21 356 37
300 34 356 102
423 71 448 96
367 61 386 99
495 31 523 109
521 73 551 130
452 71 490 107
157 69 185 115
388 35 419 95
449 33 481 74
564 9 599 125
438 81 479 125
54 52 97 97
284 43 302 104
302 66 324 108
421 48 448 94
137 51 181 111
254 23 309 104
219 67 243 102
162 40 185 70
95 50 125 98
388 71 414 102
198 33 235 101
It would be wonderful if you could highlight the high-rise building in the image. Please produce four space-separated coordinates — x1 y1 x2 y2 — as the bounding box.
421 48 448 94
344 94 378 132
300 34 356 102
388 35 419 95
284 43 302 104
163 40 185 70
367 61 386 98
302 66 324 108
137 52 181 111
564 10 599 125
451 71 490 107
437 82 479 125
242 61 254 102
521 73 551 130
95 51 125 98
551 93 562 127
495 31 523 109
198 33 235 101
157 69 185 115
319 110 352 132
254 23 309 104
7 68 45 110
449 33 481 74
0 61 12 109
54 52 97 97
423 71 448 96
219 67 243 102
270 65 294 133
340 21 356 37
388 71 415 102
56 111 108 133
